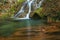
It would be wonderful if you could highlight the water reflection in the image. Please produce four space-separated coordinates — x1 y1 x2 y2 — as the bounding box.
0 20 60 40
17 19 45 27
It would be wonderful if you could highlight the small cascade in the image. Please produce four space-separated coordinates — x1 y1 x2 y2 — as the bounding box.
14 0 44 20
13 0 44 39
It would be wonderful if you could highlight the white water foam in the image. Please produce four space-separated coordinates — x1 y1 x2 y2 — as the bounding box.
13 0 44 20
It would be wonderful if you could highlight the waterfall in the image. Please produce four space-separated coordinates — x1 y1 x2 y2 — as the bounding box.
13 0 44 38
14 0 44 20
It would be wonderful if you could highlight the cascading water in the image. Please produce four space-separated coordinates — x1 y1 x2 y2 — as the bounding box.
14 0 44 39
14 0 44 20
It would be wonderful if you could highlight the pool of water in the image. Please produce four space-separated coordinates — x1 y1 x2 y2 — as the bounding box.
15 19 46 27
0 19 46 36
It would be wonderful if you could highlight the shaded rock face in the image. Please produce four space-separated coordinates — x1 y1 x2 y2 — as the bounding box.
30 13 41 20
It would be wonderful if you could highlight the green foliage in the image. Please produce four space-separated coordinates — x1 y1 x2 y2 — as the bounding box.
0 13 10 20
17 0 25 3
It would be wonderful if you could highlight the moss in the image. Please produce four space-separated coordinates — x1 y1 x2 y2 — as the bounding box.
17 0 25 3
34 7 45 18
